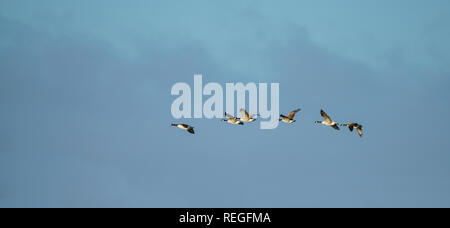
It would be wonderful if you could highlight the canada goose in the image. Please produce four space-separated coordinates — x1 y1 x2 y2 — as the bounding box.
222 112 244 125
279 109 301 123
341 122 363 137
314 109 340 130
238 108 258 122
171 123 195 134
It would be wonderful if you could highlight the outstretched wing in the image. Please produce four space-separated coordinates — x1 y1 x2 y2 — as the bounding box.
331 124 340 130
187 127 195 134
288 109 301 119
356 127 363 137
320 109 332 123
239 109 249 119
225 112 235 119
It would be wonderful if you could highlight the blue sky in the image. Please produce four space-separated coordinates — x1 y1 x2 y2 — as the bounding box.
1 0 450 207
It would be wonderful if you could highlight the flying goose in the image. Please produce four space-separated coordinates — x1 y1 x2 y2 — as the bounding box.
279 109 301 123
171 123 195 134
341 122 363 137
314 109 340 130
238 108 258 123
222 112 244 125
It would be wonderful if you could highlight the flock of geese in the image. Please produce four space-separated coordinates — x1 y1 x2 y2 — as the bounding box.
171 109 363 137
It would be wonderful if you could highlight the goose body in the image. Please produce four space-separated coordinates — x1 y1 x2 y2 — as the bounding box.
171 123 195 134
239 108 257 122
341 122 363 137
222 112 244 125
279 109 301 123
314 109 340 130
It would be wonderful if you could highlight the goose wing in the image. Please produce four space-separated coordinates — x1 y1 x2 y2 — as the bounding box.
187 127 195 134
239 109 249 119
356 127 363 137
356 124 363 137
287 109 301 119
346 122 362 131
346 123 355 131
225 112 235 119
320 109 332 124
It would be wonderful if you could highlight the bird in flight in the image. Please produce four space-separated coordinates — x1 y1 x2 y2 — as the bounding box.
341 122 363 137
222 112 244 125
171 123 195 134
315 109 340 130
279 109 301 123
238 108 258 123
